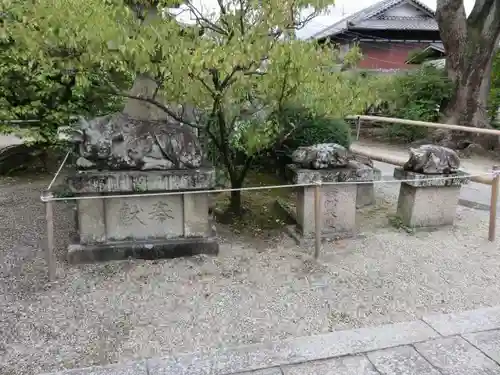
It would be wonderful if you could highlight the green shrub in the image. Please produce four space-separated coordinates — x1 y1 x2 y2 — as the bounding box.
279 105 351 150
252 105 351 173
379 66 453 142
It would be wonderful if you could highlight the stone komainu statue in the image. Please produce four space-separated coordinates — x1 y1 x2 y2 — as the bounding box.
71 113 203 170
403 145 460 174
291 143 350 169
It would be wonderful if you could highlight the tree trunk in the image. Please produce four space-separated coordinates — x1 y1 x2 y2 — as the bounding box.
229 188 243 215
226 169 243 214
436 0 500 148
440 51 498 149
443 55 493 129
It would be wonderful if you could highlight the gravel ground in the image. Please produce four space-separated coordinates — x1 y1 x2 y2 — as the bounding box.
2 176 500 375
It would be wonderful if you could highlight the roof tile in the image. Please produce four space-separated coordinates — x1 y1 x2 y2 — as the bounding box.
310 0 437 40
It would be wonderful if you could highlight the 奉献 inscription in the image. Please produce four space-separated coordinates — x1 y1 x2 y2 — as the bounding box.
149 201 174 223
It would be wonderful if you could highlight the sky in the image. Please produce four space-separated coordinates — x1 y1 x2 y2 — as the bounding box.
172 0 477 39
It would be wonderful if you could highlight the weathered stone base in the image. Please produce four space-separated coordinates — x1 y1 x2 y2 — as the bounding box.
394 168 469 228
75 193 212 243
287 164 375 239
67 168 215 194
67 168 217 262
297 184 358 238
356 168 382 208
285 225 367 246
67 237 219 263
397 184 461 228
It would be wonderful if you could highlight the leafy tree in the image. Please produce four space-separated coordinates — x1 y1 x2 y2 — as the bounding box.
11 0 378 213
436 0 500 131
0 3 130 167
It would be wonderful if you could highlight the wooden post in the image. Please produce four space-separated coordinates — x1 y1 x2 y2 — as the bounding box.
488 166 500 242
314 181 322 259
44 192 56 281
356 116 362 141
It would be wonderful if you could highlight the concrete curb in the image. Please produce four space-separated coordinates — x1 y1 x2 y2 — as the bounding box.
42 306 500 375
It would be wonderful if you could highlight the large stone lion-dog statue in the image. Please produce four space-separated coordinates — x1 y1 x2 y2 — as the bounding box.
69 113 203 170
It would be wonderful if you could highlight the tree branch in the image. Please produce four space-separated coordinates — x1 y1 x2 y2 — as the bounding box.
188 72 217 96
215 0 230 29
221 65 245 88
277 55 292 112
108 85 202 129
468 0 495 27
184 1 228 35
238 0 246 35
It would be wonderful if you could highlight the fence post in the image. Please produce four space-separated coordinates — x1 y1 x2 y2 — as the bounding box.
356 116 362 141
314 180 322 259
44 192 56 281
488 166 500 242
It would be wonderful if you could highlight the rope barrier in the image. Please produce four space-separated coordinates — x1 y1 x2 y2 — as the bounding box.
40 168 494 202
39 147 500 282
46 151 71 191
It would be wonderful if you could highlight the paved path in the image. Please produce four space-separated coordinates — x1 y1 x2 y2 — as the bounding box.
0 134 23 147
44 305 500 374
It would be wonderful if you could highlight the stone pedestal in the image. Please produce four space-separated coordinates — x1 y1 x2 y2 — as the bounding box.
66 168 218 263
357 168 382 208
287 164 375 238
393 168 470 228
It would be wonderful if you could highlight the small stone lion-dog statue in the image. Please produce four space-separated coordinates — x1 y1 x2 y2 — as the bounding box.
70 113 203 170
403 144 460 174
291 143 350 169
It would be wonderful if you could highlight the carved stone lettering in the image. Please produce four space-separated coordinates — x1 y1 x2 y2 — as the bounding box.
149 201 174 223
119 202 145 226
323 195 338 228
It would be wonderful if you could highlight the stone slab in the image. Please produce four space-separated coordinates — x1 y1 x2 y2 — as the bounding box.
367 346 441 375
356 183 375 208
322 184 357 235
282 355 379 375
235 368 282 375
77 198 106 243
105 195 184 240
396 183 461 227
356 167 381 208
414 336 500 375
295 184 357 237
183 193 211 236
147 320 439 375
422 306 500 336
463 330 500 364
393 168 470 188
287 164 374 185
67 237 219 263
67 168 215 193
41 361 147 375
